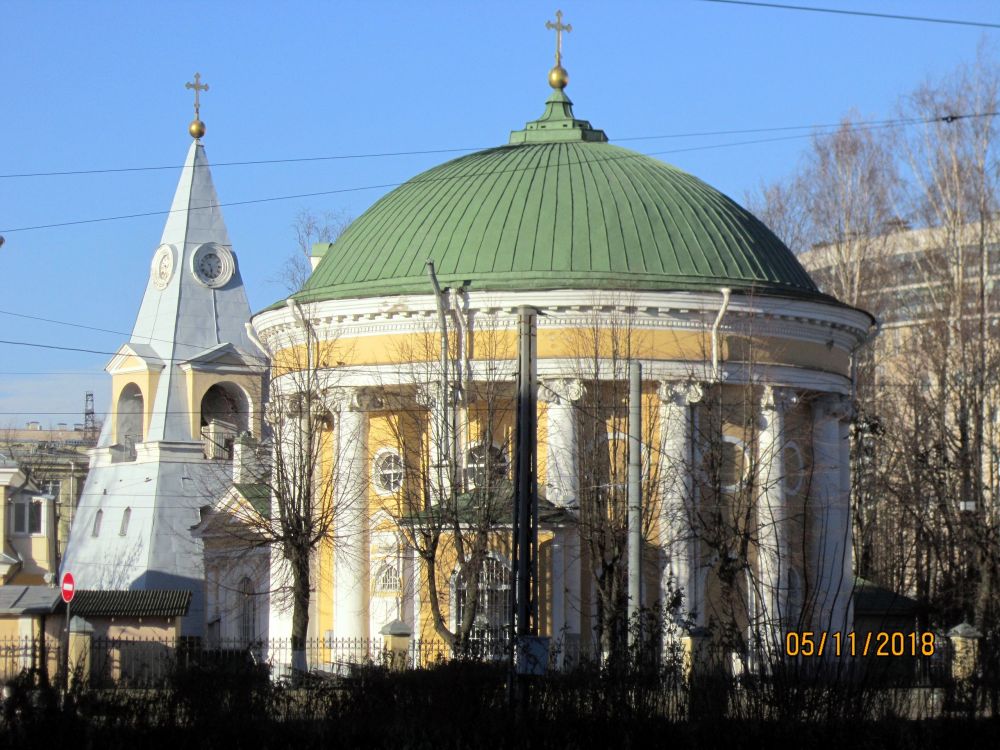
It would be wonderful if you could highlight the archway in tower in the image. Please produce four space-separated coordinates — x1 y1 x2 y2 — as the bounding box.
200 383 250 460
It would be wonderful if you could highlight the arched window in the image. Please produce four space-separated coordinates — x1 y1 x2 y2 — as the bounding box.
464 443 509 489
115 383 144 460
372 450 404 495
200 383 249 460
92 509 103 537
454 557 511 640
239 576 256 646
709 434 748 494
119 507 131 536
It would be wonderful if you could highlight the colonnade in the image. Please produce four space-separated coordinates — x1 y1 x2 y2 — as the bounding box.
306 378 856 651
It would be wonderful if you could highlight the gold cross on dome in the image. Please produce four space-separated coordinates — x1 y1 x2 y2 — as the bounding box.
545 10 572 67
185 72 209 119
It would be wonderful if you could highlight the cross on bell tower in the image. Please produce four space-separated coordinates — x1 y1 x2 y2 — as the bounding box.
185 72 209 139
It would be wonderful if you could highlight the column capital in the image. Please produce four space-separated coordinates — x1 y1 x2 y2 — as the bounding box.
657 380 704 407
326 386 379 413
539 378 585 405
761 385 799 414
813 392 855 422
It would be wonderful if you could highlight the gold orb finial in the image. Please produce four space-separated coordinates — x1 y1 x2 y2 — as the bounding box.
545 11 572 89
185 72 210 140
189 118 206 139
548 65 569 89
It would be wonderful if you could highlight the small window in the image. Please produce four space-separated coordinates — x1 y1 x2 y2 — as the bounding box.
92 509 103 537
40 480 61 497
464 443 509 489
372 450 404 495
12 499 42 535
376 563 401 593
239 577 256 646
119 507 131 536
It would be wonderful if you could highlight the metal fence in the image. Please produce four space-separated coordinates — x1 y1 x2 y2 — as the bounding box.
0 637 61 683
0 633 975 691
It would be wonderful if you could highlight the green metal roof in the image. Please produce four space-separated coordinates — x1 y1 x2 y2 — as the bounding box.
234 482 271 517
293 92 823 305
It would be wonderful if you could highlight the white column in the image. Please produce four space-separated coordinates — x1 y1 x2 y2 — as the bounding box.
540 379 584 650
331 388 370 641
551 533 566 665
657 381 704 628
264 400 296 676
810 394 854 633
564 528 582 649
756 386 797 653
540 378 584 509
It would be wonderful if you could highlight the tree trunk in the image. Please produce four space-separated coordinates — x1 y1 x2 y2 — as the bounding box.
289 548 311 675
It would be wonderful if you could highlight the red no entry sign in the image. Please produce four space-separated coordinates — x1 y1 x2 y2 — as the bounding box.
60 572 75 604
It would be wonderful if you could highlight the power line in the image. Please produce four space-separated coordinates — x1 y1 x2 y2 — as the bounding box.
2 112 984 235
0 114 933 180
0 145 487 180
699 0 1000 29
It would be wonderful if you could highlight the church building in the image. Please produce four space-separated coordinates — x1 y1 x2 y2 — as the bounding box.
253 14 875 670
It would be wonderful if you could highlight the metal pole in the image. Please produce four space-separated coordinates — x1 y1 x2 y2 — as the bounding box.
510 306 537 704
627 361 642 652
426 262 451 499
62 601 70 690
515 307 537 639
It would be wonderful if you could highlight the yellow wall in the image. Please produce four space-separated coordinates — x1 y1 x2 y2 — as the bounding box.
110 368 161 444
272 326 850 377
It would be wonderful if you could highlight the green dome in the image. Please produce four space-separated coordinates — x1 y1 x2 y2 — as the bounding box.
296 92 822 304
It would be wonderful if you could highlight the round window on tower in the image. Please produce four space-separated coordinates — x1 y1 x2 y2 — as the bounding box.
373 449 404 495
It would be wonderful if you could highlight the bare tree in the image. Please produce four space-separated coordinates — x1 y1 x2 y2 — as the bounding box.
374 308 518 655
273 208 352 294
222 305 363 673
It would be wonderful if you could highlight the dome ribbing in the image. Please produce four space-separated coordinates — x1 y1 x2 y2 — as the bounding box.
295 94 823 304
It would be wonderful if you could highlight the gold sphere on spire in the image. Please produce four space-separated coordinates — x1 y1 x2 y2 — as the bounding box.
548 65 569 89
189 118 206 139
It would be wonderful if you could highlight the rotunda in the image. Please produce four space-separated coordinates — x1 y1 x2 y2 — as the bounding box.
253 59 874 666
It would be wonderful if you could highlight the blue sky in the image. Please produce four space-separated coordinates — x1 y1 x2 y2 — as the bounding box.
0 0 996 426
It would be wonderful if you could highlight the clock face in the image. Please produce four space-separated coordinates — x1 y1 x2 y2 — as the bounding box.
198 252 222 280
191 243 234 287
150 245 175 289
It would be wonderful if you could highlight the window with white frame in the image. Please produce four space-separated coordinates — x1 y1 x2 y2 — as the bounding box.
464 443 509 489
375 562 401 593
372 450 404 495
12 497 43 535
701 435 750 492
454 556 511 639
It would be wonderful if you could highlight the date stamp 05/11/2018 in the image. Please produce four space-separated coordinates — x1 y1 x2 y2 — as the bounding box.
784 631 937 658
